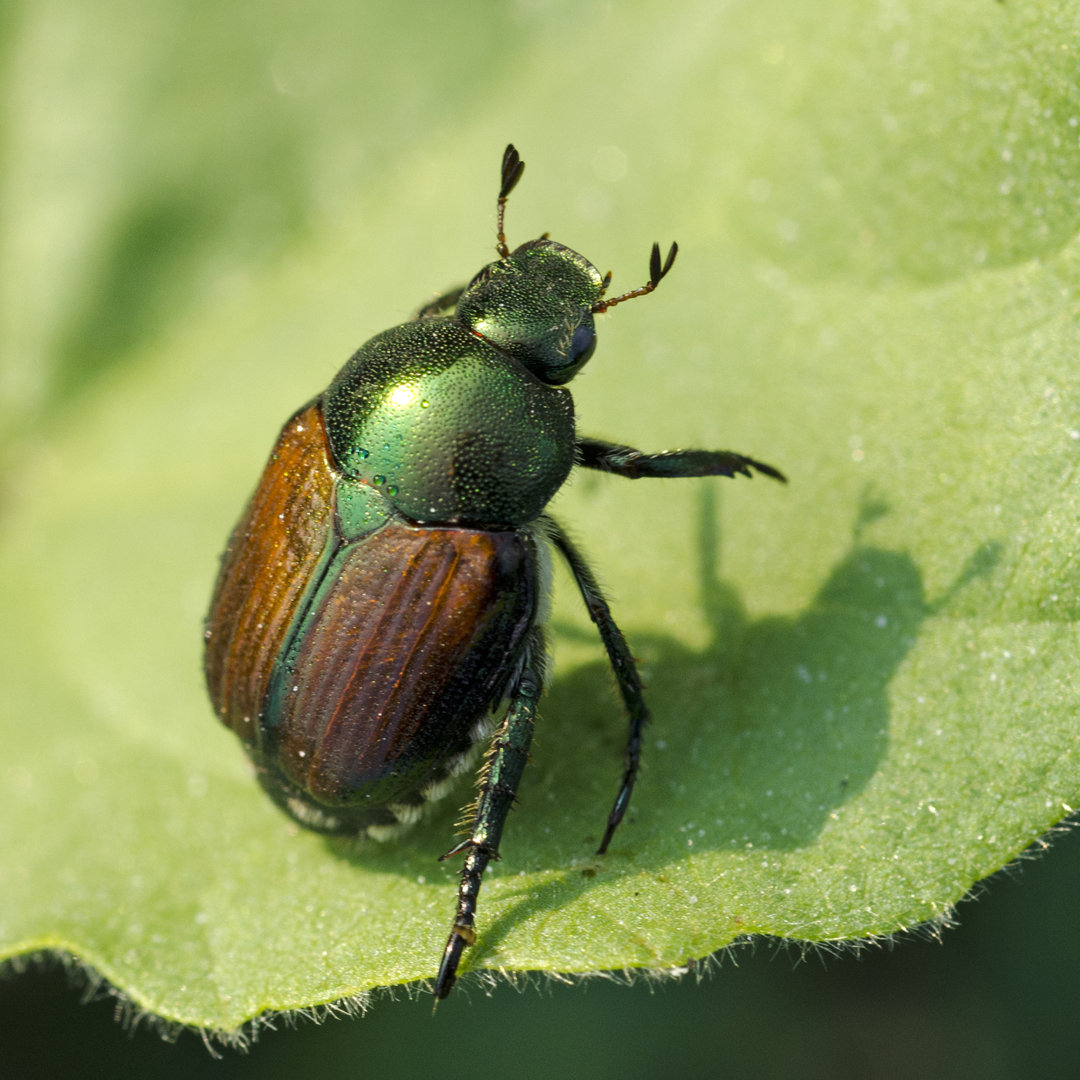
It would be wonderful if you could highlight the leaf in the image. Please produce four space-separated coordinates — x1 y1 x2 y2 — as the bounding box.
2 0 1077 1035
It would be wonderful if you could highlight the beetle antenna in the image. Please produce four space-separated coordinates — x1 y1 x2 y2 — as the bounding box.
592 241 678 314
497 144 525 258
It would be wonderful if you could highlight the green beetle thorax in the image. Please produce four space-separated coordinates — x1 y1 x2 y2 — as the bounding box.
456 239 605 386
321 319 576 529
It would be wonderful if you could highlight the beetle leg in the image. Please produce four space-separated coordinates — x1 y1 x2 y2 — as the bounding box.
576 436 787 483
434 634 546 1000
415 285 466 320
543 518 648 856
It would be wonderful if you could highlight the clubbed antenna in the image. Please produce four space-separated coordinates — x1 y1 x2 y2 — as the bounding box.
592 241 678 314
496 144 525 258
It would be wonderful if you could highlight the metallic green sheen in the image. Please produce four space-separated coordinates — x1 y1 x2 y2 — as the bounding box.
335 475 392 541
262 537 355 736
457 240 606 385
322 318 575 528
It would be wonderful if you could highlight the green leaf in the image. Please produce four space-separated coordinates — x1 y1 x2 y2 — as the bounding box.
3 0 1077 1035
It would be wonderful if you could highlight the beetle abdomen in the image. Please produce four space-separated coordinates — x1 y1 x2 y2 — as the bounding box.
204 402 336 743
266 522 537 814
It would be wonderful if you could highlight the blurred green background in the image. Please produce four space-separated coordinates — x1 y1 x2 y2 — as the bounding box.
3 0 1079 1072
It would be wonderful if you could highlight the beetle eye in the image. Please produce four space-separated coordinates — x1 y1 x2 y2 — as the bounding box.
570 322 596 363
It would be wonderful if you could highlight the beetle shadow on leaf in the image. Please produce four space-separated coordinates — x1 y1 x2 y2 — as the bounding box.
457 486 1001 970
535 487 910 852
600 485 999 853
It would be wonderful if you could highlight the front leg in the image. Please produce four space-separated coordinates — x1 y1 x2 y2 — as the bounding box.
576 436 786 483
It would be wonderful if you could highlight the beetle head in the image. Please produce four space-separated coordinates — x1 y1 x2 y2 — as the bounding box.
456 238 605 386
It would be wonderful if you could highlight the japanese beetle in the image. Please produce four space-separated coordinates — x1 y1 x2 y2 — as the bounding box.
204 144 785 1000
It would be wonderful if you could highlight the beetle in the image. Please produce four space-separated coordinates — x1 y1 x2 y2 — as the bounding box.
204 144 785 999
